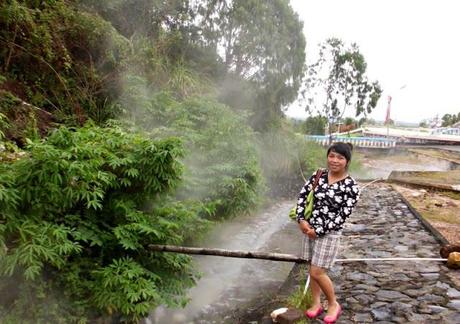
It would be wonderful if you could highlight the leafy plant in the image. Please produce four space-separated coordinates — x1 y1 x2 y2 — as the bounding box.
0 124 208 321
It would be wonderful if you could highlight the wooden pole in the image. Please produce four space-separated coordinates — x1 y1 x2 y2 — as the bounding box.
148 244 307 263
148 244 451 264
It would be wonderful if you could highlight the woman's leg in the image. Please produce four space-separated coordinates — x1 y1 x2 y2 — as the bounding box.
307 276 322 311
309 265 340 316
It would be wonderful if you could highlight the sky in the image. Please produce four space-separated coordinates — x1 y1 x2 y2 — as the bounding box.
285 0 460 123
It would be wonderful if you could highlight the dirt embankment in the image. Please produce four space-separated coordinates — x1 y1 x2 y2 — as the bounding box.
390 183 460 244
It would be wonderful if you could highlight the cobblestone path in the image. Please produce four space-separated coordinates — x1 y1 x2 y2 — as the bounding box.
316 184 460 323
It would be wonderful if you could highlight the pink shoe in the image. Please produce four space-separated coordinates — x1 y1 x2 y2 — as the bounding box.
324 303 342 324
304 305 324 319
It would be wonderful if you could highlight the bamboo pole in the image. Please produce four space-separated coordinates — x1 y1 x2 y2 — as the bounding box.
148 245 448 263
148 244 307 263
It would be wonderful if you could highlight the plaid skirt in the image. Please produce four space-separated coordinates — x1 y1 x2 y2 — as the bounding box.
302 231 342 269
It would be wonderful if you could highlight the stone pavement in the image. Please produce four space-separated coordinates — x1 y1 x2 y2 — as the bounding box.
313 183 460 323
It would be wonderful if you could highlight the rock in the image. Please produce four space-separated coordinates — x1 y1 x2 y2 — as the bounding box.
418 305 433 314
346 272 376 283
371 307 391 320
446 200 458 207
353 313 373 322
419 264 439 273
394 245 409 252
417 294 446 304
346 297 358 304
447 252 460 269
354 294 374 304
435 281 451 290
390 302 412 316
404 289 424 298
446 300 460 311
420 273 440 280
392 316 407 323
447 288 460 298
427 305 448 314
370 302 388 309
404 312 426 322
391 273 410 281
354 284 379 293
439 244 460 258
376 290 410 302
275 308 303 324
442 312 460 322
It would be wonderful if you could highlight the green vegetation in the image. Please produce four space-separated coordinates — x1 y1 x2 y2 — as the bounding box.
285 269 312 324
0 0 370 322
0 125 208 322
303 115 327 135
441 112 460 127
303 38 382 131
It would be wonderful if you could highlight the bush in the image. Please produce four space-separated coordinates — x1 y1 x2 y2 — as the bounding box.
0 124 209 322
256 124 326 197
122 89 265 220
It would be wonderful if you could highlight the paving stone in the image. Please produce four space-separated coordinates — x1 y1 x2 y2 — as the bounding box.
417 294 446 304
376 290 411 302
446 300 460 311
354 284 379 292
353 313 373 322
435 281 451 290
371 307 391 320
405 312 426 322
427 305 448 314
447 288 460 298
404 289 425 298
441 311 460 321
420 273 440 280
327 185 460 323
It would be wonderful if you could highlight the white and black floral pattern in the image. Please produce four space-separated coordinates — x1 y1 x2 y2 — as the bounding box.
296 169 360 237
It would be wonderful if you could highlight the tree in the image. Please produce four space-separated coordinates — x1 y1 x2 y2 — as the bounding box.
441 112 460 127
304 115 327 135
196 0 306 129
304 38 382 122
419 120 428 128
358 117 367 127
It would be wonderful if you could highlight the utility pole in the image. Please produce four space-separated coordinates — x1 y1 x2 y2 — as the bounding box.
385 96 392 137
328 115 335 145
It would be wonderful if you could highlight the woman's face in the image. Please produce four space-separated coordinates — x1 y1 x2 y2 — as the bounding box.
327 150 348 173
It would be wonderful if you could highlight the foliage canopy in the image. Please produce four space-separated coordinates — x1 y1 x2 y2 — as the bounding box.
304 38 382 120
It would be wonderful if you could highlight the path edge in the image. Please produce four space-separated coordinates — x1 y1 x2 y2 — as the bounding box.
392 188 449 245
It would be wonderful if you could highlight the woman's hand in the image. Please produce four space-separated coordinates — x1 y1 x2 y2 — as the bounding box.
306 228 317 240
299 220 313 235
299 220 317 240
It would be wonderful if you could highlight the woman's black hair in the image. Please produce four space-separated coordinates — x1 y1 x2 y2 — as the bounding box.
327 142 353 163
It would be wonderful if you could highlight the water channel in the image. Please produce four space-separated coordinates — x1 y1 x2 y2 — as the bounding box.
151 145 460 324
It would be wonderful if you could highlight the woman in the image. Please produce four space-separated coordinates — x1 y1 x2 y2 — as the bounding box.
296 142 360 323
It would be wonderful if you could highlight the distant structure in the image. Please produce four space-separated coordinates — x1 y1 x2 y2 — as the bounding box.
428 115 442 128
430 121 460 136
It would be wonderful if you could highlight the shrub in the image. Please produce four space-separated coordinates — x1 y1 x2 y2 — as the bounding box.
0 124 208 321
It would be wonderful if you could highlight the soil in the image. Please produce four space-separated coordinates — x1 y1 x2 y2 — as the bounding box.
390 183 460 245
409 148 460 165
389 170 460 191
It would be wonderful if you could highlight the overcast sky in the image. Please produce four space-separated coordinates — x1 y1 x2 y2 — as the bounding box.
285 0 460 123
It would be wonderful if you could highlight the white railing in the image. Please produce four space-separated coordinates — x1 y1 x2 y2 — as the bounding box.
305 135 397 148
